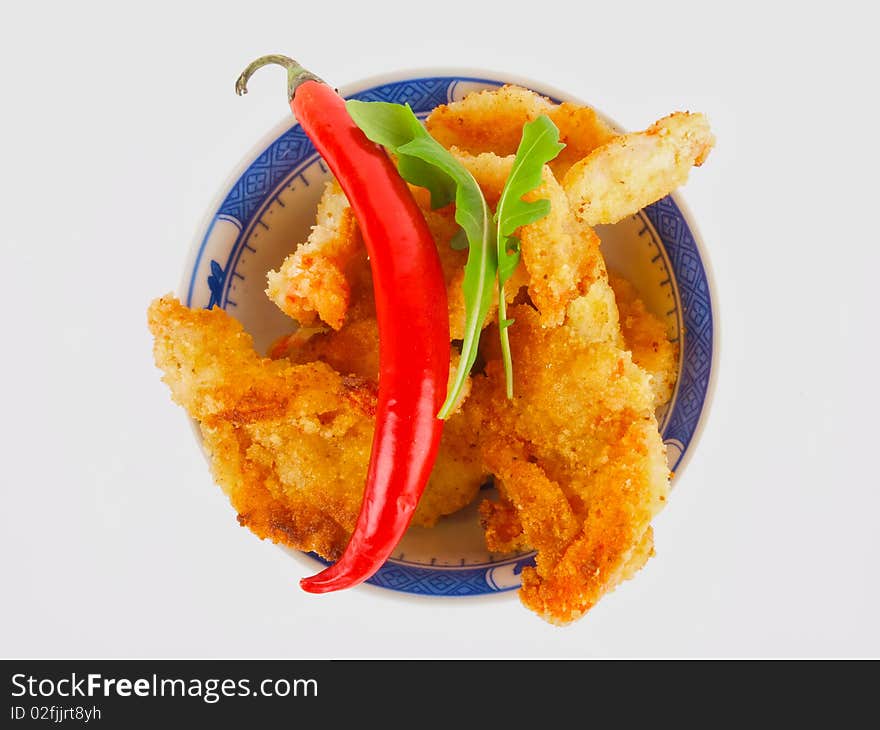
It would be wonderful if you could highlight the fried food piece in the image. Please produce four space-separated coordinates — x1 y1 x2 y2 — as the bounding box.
456 150 603 327
266 169 526 338
275 317 380 382
426 85 617 178
148 295 372 559
268 103 712 340
563 278 622 345
479 496 530 554
563 112 714 225
266 180 368 330
267 147 602 334
413 411 484 526
471 304 670 624
420 205 479 340
563 272 679 408
272 317 474 417
609 273 679 406
148 297 487 557
266 179 471 335
270 316 482 521
480 496 655 584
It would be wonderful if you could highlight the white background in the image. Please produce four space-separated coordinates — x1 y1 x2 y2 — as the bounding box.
2 1 877 658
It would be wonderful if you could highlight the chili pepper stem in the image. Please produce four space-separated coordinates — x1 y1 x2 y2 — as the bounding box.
235 54 324 101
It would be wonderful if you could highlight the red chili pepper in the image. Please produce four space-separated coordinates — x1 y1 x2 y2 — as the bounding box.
236 56 450 593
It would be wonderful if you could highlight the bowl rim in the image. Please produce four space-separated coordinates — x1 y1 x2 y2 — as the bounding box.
178 65 719 602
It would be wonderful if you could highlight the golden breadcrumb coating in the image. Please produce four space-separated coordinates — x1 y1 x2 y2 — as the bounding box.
264 89 702 348
454 150 604 327
148 295 371 558
266 180 367 330
608 272 679 406
479 495 531 554
426 85 617 178
274 149 603 333
480 493 655 583
270 318 473 418
564 278 622 345
470 304 670 624
273 317 380 382
147 297 487 556
563 112 714 225
266 168 526 339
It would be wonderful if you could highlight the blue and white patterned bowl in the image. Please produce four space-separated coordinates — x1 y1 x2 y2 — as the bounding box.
180 69 717 598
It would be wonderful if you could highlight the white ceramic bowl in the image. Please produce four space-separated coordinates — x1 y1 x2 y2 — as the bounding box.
179 68 718 597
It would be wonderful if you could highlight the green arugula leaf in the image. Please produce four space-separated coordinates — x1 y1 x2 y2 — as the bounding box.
494 115 564 398
346 99 496 419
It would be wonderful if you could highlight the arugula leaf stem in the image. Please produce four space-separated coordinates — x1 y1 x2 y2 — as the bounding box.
493 115 565 399
438 181 494 419
497 283 515 399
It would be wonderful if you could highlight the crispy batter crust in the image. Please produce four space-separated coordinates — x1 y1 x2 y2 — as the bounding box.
148 297 488 557
470 304 670 624
148 295 372 558
265 147 602 335
609 272 679 406
266 180 367 330
454 150 604 327
426 85 617 178
267 93 712 344
275 317 380 382
563 112 714 225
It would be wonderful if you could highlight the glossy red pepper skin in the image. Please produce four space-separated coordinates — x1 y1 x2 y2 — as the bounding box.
285 81 450 592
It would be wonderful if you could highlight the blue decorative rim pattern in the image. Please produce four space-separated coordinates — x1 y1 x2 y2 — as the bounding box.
184 75 714 597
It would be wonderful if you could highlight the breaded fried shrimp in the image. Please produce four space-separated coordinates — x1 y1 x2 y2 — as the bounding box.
563 112 714 225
